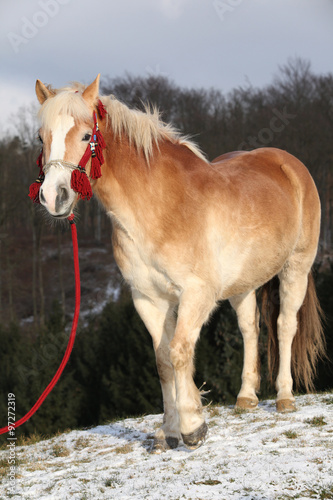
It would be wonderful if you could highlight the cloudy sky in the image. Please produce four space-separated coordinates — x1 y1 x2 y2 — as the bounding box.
1 0 332 136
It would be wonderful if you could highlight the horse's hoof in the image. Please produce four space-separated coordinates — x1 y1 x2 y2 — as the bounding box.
182 422 208 449
166 436 179 449
235 397 258 410
276 399 296 413
151 436 179 453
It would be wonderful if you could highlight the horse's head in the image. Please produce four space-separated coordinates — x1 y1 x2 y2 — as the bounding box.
34 75 103 218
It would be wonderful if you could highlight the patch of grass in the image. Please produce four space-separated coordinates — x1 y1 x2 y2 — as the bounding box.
79 478 90 484
207 406 220 418
113 443 134 454
74 436 91 450
0 428 73 450
194 479 222 486
0 457 9 478
51 443 70 457
16 432 48 447
283 430 298 439
71 458 92 466
25 462 48 472
0 433 41 450
299 483 333 499
0 456 25 477
232 407 247 416
305 416 327 427
319 484 333 499
105 475 123 488
42 483 55 495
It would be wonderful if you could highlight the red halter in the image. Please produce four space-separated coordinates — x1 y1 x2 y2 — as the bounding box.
28 100 106 203
0 100 108 436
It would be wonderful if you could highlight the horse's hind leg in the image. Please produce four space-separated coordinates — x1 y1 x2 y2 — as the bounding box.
132 290 180 451
230 291 260 409
276 262 309 412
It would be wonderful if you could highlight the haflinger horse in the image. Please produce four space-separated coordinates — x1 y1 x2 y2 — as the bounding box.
32 75 325 451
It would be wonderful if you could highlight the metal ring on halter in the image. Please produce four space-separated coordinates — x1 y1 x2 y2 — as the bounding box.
43 160 79 174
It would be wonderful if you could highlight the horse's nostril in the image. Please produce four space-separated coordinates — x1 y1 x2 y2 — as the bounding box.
55 186 69 213
59 186 69 203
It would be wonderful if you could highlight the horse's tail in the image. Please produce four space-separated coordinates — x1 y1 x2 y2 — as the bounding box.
260 271 326 392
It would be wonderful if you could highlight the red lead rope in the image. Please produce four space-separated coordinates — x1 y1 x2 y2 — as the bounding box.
0 214 80 435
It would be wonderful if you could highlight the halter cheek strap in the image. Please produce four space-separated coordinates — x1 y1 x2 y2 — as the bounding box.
28 100 106 203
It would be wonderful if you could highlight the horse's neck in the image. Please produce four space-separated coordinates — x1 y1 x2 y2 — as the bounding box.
93 124 210 241
93 127 154 222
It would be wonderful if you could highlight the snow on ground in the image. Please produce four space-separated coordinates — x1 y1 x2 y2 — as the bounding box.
1 393 332 500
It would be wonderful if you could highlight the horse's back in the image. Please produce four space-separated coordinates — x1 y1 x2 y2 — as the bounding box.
207 148 321 297
211 148 320 220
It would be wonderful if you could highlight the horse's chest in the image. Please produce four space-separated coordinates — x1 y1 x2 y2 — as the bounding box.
112 227 181 301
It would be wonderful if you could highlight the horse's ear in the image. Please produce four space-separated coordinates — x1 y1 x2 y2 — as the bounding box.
82 74 100 106
35 80 54 104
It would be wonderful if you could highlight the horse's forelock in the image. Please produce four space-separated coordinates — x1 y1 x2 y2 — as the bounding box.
38 84 93 130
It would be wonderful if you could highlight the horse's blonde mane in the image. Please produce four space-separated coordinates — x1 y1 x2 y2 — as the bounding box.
100 95 207 162
38 82 207 163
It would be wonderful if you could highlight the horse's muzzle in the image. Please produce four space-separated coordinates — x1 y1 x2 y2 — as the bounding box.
40 184 72 217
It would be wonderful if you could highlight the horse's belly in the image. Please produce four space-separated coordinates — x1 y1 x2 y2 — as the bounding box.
218 239 293 299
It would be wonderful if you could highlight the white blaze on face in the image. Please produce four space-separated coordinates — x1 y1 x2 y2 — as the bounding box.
41 114 75 215
49 114 75 161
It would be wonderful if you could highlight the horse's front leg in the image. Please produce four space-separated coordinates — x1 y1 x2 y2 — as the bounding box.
132 290 180 451
169 284 216 448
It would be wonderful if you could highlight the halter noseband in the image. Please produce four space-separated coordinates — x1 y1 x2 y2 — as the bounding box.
42 160 79 174
29 100 106 203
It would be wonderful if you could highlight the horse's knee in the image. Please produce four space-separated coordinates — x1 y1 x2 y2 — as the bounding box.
169 339 194 370
155 354 173 383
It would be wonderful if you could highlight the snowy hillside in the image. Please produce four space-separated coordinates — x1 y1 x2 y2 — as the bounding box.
1 393 332 499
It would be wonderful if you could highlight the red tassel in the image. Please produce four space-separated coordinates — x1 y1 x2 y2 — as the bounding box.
80 143 92 170
96 127 106 149
29 179 43 203
95 143 104 166
90 151 102 179
89 115 105 179
97 99 106 120
71 168 93 200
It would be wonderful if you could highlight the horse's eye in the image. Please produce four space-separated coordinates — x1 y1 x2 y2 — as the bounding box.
82 133 91 142
38 134 43 144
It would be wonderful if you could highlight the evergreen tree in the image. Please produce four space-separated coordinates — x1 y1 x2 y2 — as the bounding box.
70 292 162 426
195 302 243 404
